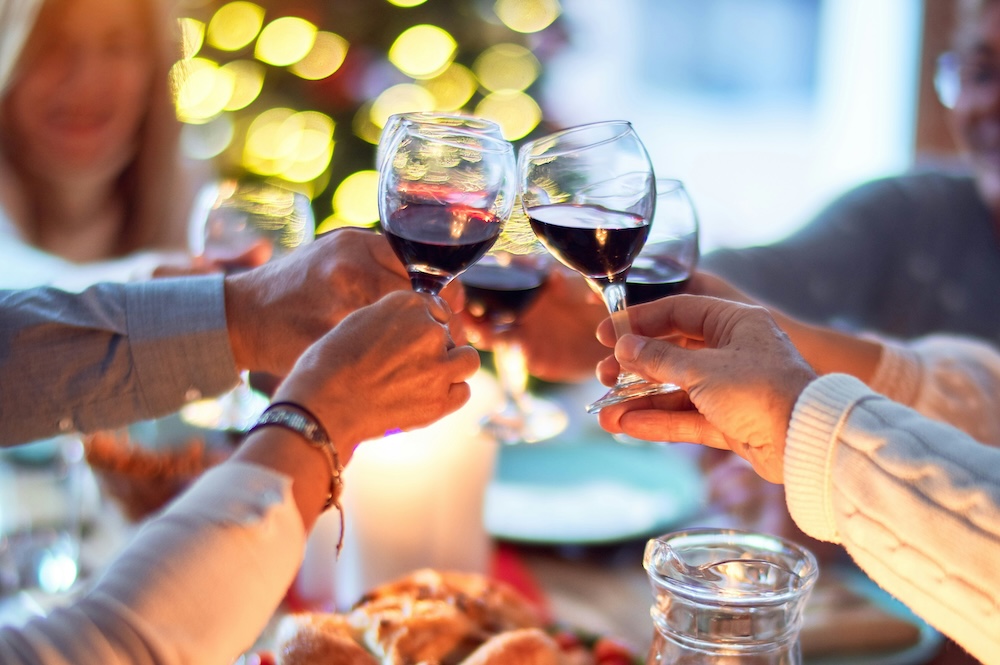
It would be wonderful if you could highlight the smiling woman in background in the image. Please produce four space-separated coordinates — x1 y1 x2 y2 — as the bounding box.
0 0 203 289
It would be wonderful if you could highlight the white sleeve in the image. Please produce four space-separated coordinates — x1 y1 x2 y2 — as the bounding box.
0 462 308 665
785 374 1000 664
868 334 1000 446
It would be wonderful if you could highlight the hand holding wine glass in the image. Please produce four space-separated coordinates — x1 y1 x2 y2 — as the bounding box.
519 120 678 414
379 124 516 295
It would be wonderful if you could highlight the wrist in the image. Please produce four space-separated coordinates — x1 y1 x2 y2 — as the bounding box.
223 272 256 371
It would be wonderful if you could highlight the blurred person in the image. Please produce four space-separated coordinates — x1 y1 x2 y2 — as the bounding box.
700 0 1000 345
0 0 205 289
594 295 1000 665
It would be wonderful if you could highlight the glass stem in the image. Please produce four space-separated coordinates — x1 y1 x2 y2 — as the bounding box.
493 333 529 411
602 281 645 387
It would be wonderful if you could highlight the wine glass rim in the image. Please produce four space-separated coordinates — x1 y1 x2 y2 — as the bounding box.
519 120 636 158
656 178 686 194
385 111 502 132
392 124 514 154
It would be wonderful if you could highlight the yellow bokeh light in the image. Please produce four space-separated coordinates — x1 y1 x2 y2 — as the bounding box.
370 83 436 129
172 58 234 124
420 63 477 111
243 108 335 182
353 102 382 146
475 90 541 140
221 60 265 111
388 24 457 79
331 170 380 226
474 43 539 92
255 16 317 67
207 1 265 52
178 18 205 59
290 31 349 80
386 0 428 7
494 0 560 34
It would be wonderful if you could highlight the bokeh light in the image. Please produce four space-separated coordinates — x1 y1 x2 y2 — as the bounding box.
221 60 265 111
243 109 335 182
326 170 380 230
353 102 382 146
420 63 477 110
206 1 265 52
256 16 318 67
181 115 235 160
388 24 457 79
178 18 205 59
494 0 560 34
474 43 539 92
387 0 428 7
370 84 436 129
290 31 349 80
475 90 541 140
172 58 234 124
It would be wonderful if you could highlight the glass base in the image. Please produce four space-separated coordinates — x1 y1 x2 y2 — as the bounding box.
586 378 682 414
481 394 569 445
179 384 269 433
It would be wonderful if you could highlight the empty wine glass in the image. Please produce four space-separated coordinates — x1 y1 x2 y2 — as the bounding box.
376 112 505 172
626 178 700 304
460 207 569 444
181 178 315 432
519 120 678 414
379 124 517 295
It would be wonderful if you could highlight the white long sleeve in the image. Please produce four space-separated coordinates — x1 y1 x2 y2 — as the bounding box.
785 374 1000 665
0 462 309 665
869 334 1000 446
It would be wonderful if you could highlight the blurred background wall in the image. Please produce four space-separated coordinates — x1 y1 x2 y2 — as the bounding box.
172 0 959 252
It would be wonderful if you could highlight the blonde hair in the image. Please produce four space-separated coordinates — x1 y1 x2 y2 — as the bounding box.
0 0 192 256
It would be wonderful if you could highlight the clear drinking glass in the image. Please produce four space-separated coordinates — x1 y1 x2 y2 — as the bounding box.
379 124 517 295
460 207 569 444
644 528 819 665
181 178 315 432
518 120 677 414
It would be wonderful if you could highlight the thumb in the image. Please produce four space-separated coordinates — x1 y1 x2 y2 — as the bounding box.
616 334 685 385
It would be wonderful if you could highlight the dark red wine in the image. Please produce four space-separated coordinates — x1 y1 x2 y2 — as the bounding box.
385 203 502 292
626 257 692 304
527 204 649 281
461 262 547 327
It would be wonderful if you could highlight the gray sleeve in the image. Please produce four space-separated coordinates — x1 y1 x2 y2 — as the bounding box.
0 276 239 445
701 177 908 328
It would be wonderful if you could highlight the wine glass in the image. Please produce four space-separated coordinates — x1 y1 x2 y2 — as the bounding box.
379 124 517 295
626 178 700 304
181 178 315 432
518 120 678 414
460 207 569 444
376 112 505 172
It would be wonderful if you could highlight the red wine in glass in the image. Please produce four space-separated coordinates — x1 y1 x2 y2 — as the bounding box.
461 262 548 327
626 257 691 304
384 202 503 294
526 204 649 282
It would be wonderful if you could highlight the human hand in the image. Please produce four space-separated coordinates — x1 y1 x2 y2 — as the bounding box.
224 228 464 375
594 295 817 483
462 267 608 383
273 291 481 463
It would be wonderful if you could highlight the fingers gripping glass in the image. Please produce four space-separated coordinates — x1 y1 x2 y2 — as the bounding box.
518 120 681 414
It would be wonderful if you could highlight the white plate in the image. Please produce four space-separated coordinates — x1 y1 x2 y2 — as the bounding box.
484 431 706 544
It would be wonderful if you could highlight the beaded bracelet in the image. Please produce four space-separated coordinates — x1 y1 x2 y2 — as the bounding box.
248 401 345 553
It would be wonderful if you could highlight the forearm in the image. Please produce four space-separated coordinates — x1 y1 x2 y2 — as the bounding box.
0 277 239 445
785 375 1000 664
770 310 882 383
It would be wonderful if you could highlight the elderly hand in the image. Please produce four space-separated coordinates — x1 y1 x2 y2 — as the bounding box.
273 290 480 463
223 228 465 376
594 295 817 483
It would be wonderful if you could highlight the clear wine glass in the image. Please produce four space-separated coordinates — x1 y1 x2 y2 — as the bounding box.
626 178 700 304
379 124 517 295
460 207 569 444
181 178 315 432
376 112 504 171
519 120 679 414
